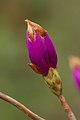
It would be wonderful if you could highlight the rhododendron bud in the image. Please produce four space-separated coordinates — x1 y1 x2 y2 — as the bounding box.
25 19 57 76
25 19 62 96
69 56 80 91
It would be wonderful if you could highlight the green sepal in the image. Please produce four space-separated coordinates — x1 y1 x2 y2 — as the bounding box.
43 68 62 96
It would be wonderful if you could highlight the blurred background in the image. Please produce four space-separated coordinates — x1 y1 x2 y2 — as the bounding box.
0 0 80 120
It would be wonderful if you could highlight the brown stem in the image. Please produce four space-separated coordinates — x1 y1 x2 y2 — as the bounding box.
0 92 45 120
58 95 77 120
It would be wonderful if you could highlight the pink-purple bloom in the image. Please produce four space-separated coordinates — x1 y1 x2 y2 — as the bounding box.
69 56 80 91
26 20 57 76
72 67 80 90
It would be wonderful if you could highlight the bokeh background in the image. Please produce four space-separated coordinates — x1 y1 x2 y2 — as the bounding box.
0 0 80 120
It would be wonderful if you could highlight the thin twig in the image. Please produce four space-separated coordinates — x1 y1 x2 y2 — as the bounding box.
0 92 45 120
58 95 77 120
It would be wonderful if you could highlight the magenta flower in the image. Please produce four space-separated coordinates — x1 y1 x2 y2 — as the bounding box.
72 67 80 90
25 19 57 76
69 56 80 91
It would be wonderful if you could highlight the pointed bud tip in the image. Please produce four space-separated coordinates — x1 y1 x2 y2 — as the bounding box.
25 19 28 23
25 19 47 37
25 19 31 25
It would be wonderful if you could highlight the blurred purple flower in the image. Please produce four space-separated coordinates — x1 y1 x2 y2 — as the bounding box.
69 56 80 91
25 19 57 76
72 67 80 90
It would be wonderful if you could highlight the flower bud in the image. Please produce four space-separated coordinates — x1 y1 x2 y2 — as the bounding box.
25 19 57 76
69 56 80 91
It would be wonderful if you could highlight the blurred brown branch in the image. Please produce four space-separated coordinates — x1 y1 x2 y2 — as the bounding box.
0 92 45 120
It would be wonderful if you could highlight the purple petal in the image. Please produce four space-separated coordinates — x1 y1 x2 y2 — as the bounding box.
44 34 57 68
72 67 80 90
26 33 50 75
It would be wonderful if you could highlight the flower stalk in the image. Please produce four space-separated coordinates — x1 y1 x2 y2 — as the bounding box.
58 95 77 120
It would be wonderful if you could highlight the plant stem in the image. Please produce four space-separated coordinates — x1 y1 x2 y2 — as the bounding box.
0 92 45 120
58 95 77 120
